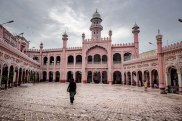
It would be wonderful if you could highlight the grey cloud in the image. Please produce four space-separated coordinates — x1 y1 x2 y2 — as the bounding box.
0 0 181 52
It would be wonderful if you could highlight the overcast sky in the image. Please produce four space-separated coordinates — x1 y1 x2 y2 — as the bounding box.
0 0 181 53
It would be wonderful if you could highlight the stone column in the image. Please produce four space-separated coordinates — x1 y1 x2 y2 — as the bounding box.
53 54 56 82
47 71 49 81
131 72 133 86
165 72 170 92
136 72 139 86
149 70 152 88
53 71 55 82
121 71 124 84
100 71 102 84
92 72 94 83
177 71 182 95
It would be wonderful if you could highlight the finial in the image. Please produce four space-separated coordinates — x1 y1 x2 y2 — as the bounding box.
96 9 98 13
158 29 160 34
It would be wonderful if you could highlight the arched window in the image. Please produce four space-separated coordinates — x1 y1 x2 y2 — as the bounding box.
124 52 132 61
87 55 92 63
113 53 121 64
43 57 47 65
76 55 82 64
68 55 74 64
102 55 107 63
94 54 101 63
50 56 54 65
33 56 39 61
56 56 61 65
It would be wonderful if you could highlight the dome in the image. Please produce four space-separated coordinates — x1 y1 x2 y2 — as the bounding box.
92 10 101 18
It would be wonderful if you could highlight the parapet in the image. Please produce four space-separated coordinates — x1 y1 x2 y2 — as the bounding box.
83 37 110 43
67 47 82 50
112 43 134 47
42 48 62 52
163 41 182 52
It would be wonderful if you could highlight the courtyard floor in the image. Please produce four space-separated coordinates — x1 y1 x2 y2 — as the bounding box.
0 82 182 121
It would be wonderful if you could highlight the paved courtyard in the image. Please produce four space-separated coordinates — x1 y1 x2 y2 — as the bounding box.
0 83 182 121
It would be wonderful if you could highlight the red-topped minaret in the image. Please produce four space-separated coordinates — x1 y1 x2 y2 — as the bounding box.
132 23 140 58
90 10 103 40
156 29 166 94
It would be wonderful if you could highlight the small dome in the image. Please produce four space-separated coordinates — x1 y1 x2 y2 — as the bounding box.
92 10 101 19
132 22 139 29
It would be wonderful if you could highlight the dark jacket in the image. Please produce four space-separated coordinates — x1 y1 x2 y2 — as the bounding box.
67 81 76 92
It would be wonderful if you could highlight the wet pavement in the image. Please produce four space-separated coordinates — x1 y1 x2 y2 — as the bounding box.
0 82 182 121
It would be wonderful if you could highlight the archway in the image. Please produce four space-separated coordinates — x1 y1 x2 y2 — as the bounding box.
113 71 122 84
14 67 18 86
87 56 92 64
25 70 28 83
151 69 159 88
43 71 47 81
87 71 92 83
132 72 136 86
75 71 82 83
49 71 53 82
113 53 121 64
22 69 25 84
124 72 126 84
124 52 132 61
138 71 143 86
93 72 101 83
167 67 179 93
43 57 48 65
2 64 8 88
55 71 60 82
102 71 107 84
67 71 73 82
144 70 150 87
127 72 131 85
50 56 54 65
9 65 14 88
94 54 101 63
76 55 82 64
102 55 107 64
56 56 61 65
68 55 74 64
18 68 22 86
33 56 39 61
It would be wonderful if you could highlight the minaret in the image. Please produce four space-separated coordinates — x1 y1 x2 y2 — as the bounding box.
39 42 43 82
132 22 140 58
156 29 166 94
61 32 68 83
90 10 103 40
62 31 68 49
109 30 112 40
82 33 85 41
39 42 43 64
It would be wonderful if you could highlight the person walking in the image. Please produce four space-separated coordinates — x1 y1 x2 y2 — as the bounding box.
67 78 77 104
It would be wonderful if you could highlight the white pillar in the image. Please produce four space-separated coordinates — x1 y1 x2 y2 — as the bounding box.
149 70 152 88
177 71 182 94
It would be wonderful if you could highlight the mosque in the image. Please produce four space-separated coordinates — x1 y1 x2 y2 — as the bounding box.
0 10 182 94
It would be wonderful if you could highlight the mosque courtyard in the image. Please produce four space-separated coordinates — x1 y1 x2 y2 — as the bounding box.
0 83 182 121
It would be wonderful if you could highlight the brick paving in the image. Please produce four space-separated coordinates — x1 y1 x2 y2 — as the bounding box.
0 82 182 121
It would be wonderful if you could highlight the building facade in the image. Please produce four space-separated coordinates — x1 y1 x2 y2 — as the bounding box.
0 11 182 94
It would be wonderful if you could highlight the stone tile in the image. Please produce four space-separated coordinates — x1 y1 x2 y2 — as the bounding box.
0 83 182 121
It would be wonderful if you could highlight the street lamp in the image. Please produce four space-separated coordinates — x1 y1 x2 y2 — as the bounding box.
178 19 182 22
1 20 14 25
